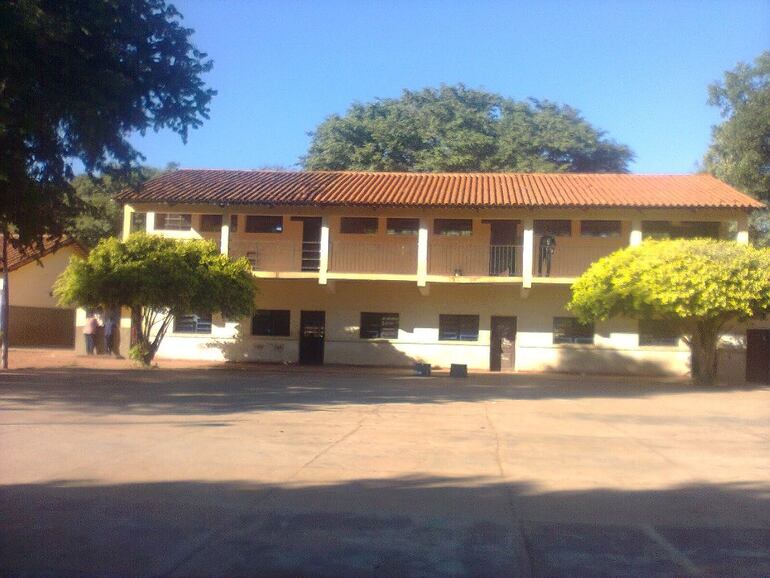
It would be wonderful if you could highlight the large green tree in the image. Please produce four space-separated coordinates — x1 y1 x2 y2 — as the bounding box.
303 84 633 173
568 239 770 386
54 233 256 366
704 52 770 244
0 0 214 366
704 52 770 202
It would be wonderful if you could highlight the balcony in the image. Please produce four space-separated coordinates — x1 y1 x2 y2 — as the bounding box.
229 239 320 275
533 241 624 279
428 244 522 278
329 241 417 276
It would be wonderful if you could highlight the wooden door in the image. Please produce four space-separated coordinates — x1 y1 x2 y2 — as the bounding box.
299 310 325 365
746 329 770 383
490 316 517 372
300 218 322 272
488 221 518 276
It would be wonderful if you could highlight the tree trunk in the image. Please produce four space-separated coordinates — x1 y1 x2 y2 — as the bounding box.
690 324 719 386
2 236 9 370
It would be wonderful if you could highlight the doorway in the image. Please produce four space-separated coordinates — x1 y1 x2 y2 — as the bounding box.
490 316 517 372
299 310 325 365
487 220 519 276
291 217 322 271
746 329 770 383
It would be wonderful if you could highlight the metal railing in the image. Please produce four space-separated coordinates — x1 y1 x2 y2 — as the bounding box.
428 244 522 277
329 241 418 274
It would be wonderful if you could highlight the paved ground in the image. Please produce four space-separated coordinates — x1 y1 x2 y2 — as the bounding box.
0 351 768 577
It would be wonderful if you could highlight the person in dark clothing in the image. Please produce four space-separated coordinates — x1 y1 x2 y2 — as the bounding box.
538 234 557 276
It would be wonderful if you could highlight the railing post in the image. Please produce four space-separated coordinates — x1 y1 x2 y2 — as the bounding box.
319 215 330 284
736 214 749 245
522 218 533 288
629 218 642 246
146 211 155 233
220 211 230 256
417 217 429 286
122 205 133 241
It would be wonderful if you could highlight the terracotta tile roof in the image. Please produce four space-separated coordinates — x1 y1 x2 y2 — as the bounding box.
0 236 82 272
117 170 764 210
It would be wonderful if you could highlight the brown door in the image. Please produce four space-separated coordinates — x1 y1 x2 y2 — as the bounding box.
299 310 325 365
490 316 517 372
746 329 770 383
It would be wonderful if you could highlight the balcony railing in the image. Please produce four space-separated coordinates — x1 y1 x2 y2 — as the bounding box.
230 240 304 272
533 242 624 278
329 241 417 275
429 244 522 277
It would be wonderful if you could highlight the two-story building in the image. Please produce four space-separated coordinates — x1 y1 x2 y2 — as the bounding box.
113 169 765 379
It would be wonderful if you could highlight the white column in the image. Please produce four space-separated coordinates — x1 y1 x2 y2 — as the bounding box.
417 217 429 286
522 217 533 288
319 215 330 285
122 205 134 240
629 218 642 246
220 211 230 256
146 211 156 233
736 214 749 245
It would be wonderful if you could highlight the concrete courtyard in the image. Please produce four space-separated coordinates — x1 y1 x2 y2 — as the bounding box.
0 354 768 576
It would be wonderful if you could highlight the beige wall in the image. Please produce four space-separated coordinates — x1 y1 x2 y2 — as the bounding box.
3 246 81 309
154 279 698 377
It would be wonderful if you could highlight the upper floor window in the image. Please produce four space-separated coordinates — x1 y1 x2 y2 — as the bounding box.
553 317 594 344
246 215 283 233
252 310 290 336
130 212 146 233
156 213 192 231
360 312 399 339
229 214 239 233
439 314 479 341
199 214 223 232
174 313 212 334
642 221 721 240
580 220 621 238
340 217 378 234
639 320 679 347
434 219 472 236
386 218 420 236
535 220 571 237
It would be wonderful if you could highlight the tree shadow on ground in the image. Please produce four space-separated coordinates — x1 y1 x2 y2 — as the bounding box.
0 476 767 577
0 365 767 416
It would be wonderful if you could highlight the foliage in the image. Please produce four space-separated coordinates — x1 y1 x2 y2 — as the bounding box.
303 84 633 173
704 51 770 202
568 239 770 385
0 0 215 248
54 233 256 366
69 166 168 248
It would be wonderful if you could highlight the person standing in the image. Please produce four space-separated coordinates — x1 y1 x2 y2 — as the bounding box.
103 314 116 355
83 312 98 355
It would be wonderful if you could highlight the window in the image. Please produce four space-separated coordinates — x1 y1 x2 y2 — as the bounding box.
386 218 419 236
439 314 480 341
174 313 212 334
642 221 721 240
434 219 472 236
155 213 192 231
246 215 283 233
340 217 378 234
230 214 239 233
535 220 572 237
251 310 290 336
199 214 223 232
639 320 679 346
580 220 621 238
360 312 399 339
553 317 594 344
130 212 146 233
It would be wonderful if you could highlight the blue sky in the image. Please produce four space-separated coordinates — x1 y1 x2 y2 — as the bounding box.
130 0 769 174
